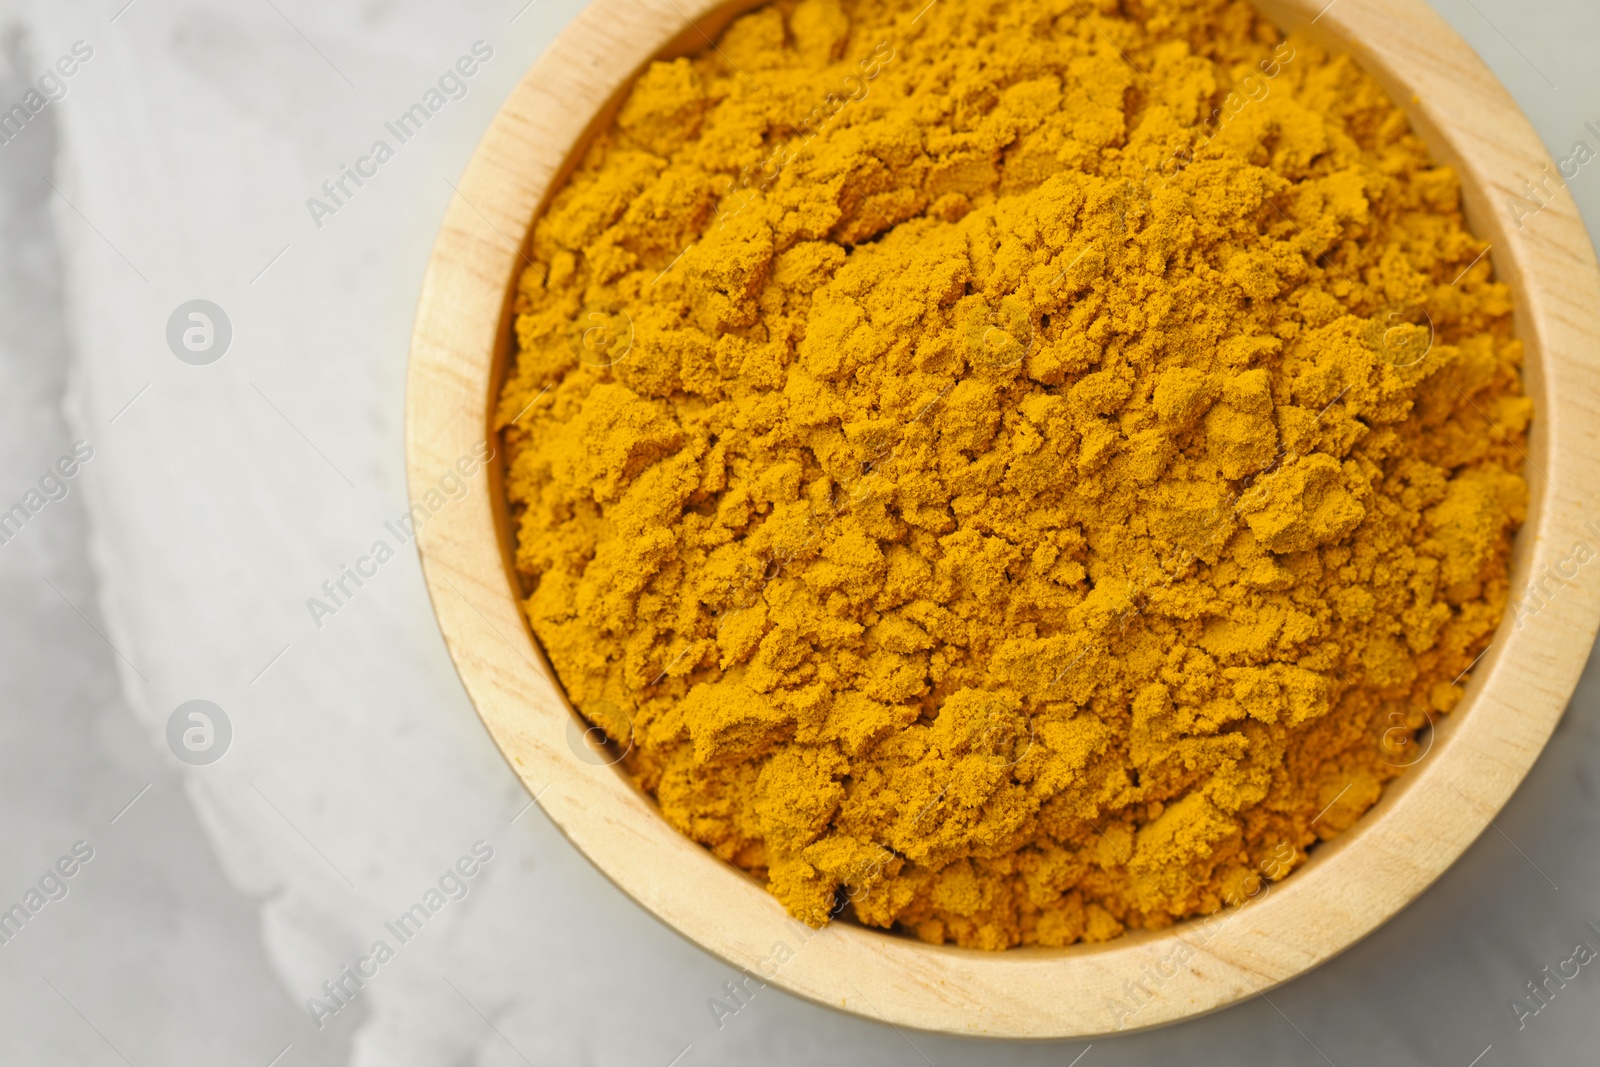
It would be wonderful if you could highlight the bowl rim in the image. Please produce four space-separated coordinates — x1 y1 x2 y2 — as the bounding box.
404 0 1600 1038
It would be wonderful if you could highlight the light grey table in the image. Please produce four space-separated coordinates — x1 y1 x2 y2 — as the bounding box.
0 1 1594 1064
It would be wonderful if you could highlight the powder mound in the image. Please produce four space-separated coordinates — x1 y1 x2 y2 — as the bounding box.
498 0 1527 948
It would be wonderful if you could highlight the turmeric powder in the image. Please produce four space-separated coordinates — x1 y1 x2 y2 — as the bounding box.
497 0 1528 948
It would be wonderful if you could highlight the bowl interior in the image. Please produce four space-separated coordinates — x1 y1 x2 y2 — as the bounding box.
483 0 1540 909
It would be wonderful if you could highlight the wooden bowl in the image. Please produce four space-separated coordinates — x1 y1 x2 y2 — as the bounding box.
405 0 1600 1037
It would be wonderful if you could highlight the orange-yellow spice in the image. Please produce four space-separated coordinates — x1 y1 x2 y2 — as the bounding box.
496 0 1528 948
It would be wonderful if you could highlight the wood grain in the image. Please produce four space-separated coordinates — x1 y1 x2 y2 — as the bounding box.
404 0 1600 1036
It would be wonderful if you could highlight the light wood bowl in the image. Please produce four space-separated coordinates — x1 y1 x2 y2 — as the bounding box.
406 0 1600 1037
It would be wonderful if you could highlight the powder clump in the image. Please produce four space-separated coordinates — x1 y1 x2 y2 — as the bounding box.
498 0 1527 947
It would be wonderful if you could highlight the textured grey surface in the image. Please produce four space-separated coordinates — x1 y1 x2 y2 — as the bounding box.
0 1 1594 1065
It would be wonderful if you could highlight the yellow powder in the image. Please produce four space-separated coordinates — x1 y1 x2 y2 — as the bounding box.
497 0 1528 948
